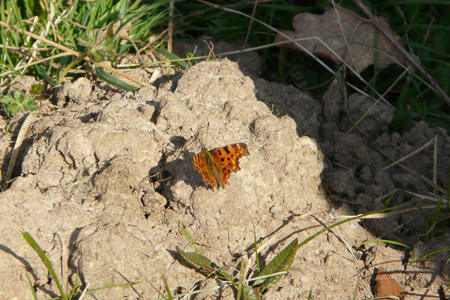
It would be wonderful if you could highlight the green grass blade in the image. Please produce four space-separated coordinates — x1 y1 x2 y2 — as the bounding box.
298 203 413 249
161 275 173 300
425 195 444 237
252 222 260 272
179 228 204 255
26 272 38 300
253 238 298 291
37 65 58 87
237 258 247 300
84 281 143 292
95 66 139 91
358 239 411 250
409 248 450 265
54 281 143 299
67 272 80 300
22 232 67 300
154 49 187 69
352 276 360 300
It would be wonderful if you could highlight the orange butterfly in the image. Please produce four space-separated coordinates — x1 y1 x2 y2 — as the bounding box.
192 143 249 189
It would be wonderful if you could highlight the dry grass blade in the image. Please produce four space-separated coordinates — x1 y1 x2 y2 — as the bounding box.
383 138 434 171
337 205 442 220
376 146 447 195
0 21 155 90
3 111 36 190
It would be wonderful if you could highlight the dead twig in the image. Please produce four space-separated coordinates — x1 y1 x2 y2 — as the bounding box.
167 0 174 74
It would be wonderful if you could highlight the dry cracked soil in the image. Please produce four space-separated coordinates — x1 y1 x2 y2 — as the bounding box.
0 48 448 299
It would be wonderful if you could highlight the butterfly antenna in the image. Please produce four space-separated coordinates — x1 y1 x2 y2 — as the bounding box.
205 121 210 141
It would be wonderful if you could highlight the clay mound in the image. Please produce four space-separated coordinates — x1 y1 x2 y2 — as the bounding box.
0 59 446 299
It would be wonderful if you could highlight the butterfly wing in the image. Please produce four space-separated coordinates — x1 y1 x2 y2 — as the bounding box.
192 148 220 188
210 143 249 187
193 143 249 189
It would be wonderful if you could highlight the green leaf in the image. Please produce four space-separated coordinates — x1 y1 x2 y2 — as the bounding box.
176 246 230 279
95 66 139 91
79 30 116 62
30 83 44 95
253 238 298 291
6 102 22 116
24 101 38 111
0 91 38 117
